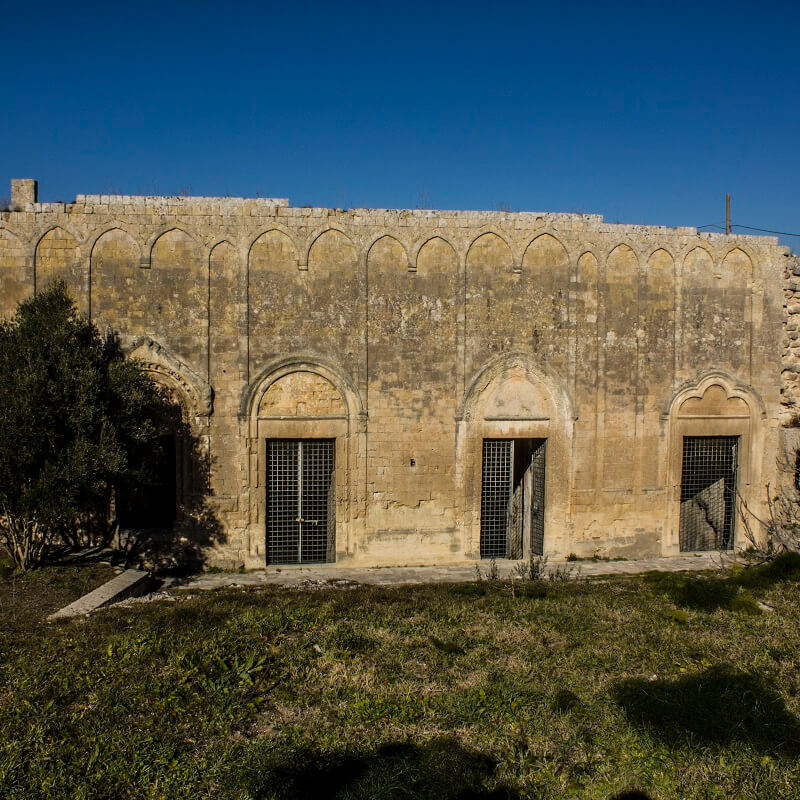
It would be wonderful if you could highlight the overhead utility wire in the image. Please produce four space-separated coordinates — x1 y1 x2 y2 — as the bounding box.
732 224 800 238
697 223 800 238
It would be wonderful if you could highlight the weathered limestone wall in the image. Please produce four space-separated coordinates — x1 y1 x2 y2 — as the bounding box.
782 254 800 412
777 254 800 496
0 183 790 566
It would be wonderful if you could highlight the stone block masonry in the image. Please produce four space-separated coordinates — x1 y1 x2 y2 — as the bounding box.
0 180 793 568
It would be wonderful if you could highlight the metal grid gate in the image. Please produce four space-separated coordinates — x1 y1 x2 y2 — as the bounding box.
266 439 335 564
481 440 513 558
679 436 738 552
530 440 546 556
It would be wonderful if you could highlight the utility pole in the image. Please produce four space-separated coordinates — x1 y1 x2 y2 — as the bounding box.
726 193 731 234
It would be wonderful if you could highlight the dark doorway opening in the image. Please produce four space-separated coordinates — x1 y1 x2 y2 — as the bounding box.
266 438 336 565
480 438 546 559
679 436 739 551
118 433 178 530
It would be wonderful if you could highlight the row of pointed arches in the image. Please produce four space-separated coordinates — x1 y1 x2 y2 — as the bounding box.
0 222 758 326
0 223 757 276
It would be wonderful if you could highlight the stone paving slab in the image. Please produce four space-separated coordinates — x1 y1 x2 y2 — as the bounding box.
49 569 152 620
178 554 721 591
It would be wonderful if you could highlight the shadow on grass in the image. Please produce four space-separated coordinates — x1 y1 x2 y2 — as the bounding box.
736 552 800 589
643 571 736 612
644 552 800 612
232 737 521 800
614 665 800 757
610 793 654 800
674 576 738 611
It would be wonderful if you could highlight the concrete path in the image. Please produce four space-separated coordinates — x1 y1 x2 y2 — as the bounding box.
177 553 721 591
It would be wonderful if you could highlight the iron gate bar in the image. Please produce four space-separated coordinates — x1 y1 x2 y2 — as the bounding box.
266 439 335 565
300 440 335 563
679 436 738 552
480 439 513 559
530 440 546 557
266 439 299 565
481 439 546 559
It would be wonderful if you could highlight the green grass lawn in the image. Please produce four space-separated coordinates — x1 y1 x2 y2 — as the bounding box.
2 560 800 800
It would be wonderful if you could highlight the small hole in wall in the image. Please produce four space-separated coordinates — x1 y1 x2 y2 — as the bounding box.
410 458 416 467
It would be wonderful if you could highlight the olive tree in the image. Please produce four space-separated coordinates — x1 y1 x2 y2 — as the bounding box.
0 282 172 570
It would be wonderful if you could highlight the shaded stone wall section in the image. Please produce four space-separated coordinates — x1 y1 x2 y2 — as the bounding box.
781 254 800 414
601 244 640 492
90 228 141 331
637 248 676 491
572 251 600 499
35 227 83 311
363 234 460 558
149 229 207 370
0 228 30 317
208 240 246 530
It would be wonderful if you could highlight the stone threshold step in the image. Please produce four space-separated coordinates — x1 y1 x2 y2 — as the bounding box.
49 569 152 621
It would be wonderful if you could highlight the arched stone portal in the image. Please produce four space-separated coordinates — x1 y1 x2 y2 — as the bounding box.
456 354 573 560
664 373 766 553
243 357 366 565
120 338 212 530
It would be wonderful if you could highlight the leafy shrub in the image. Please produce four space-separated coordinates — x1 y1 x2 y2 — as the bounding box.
513 552 548 581
0 283 176 569
0 512 55 572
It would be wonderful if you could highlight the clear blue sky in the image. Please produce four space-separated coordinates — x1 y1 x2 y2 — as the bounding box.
3 0 799 247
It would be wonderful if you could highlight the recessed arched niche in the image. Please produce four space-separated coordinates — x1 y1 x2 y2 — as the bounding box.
484 371 551 421
416 236 457 276
90 228 141 325
35 227 82 304
307 229 357 271
258 371 346 418
466 232 514 274
677 383 750 418
0 229 30 316
367 235 407 275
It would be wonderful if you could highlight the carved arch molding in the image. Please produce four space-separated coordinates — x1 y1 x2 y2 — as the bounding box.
126 337 213 421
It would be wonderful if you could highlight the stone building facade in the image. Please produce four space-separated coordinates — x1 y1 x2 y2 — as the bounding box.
1 178 794 568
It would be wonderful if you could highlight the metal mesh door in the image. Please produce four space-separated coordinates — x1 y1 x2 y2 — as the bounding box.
480 439 513 558
300 439 335 563
266 439 335 565
679 436 738 552
266 440 299 564
530 440 546 556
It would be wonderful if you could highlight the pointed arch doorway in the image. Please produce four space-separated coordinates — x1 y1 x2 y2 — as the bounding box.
457 353 573 561
243 357 366 566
